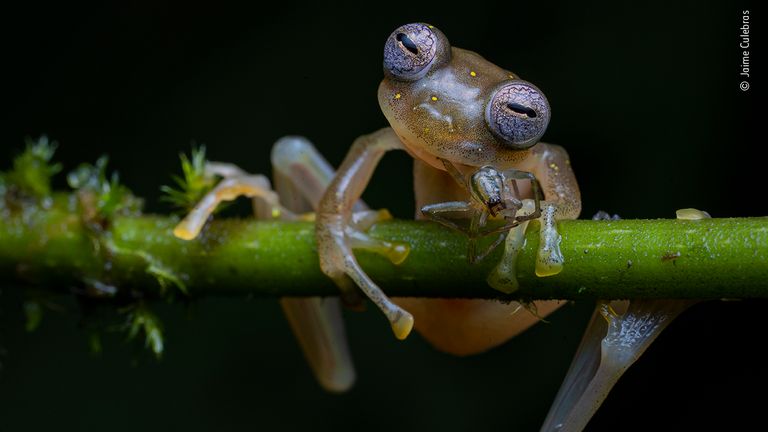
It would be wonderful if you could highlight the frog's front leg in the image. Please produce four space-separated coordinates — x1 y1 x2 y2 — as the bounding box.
275 138 405 391
524 142 582 276
488 143 581 293
316 127 415 340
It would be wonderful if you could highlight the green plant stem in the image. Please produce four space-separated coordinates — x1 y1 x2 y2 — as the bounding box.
1 199 766 300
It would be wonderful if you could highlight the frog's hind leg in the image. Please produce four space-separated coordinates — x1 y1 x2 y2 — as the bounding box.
171 139 356 392
271 136 356 393
539 300 694 432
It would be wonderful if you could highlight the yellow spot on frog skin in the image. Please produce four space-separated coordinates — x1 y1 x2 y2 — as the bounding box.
549 163 559 171
428 25 434 29
431 96 438 101
508 74 515 79
394 93 401 99
470 71 477 77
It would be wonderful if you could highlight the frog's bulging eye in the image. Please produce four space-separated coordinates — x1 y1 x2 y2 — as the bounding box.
486 81 551 149
383 23 450 81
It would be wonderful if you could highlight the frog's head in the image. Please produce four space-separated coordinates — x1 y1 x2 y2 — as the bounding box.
378 23 550 169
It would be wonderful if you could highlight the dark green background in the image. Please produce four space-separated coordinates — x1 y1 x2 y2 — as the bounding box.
2 1 763 431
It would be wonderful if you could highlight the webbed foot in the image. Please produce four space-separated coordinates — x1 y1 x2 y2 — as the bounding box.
540 300 694 432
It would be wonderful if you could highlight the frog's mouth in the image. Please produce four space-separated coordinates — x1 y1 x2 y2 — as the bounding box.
388 124 446 172
394 127 492 179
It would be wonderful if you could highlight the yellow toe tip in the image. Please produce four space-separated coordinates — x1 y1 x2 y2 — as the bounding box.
377 209 393 221
172 226 197 241
387 243 411 265
535 263 563 277
297 212 317 222
391 312 414 340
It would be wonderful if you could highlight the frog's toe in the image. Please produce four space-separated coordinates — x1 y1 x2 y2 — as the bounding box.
348 229 410 265
348 209 410 265
173 172 284 241
535 202 565 277
487 219 531 293
536 244 564 277
391 309 415 340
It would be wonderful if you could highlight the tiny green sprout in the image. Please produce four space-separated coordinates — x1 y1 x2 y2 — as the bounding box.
161 145 220 212
67 156 143 220
3 136 62 197
102 241 189 297
125 303 165 359
147 261 188 296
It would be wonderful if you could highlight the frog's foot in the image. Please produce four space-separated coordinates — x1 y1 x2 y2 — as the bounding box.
535 202 566 277
172 162 289 240
487 199 538 293
319 254 415 340
349 209 410 265
540 300 694 432
487 220 530 293
318 211 415 340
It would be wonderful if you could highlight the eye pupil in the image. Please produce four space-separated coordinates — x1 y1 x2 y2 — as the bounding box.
396 33 419 55
506 102 538 118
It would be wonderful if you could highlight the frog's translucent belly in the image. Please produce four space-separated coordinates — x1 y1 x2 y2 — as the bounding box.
392 159 564 356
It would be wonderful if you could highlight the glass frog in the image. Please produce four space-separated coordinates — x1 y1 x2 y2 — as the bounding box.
313 22 581 352
171 22 676 431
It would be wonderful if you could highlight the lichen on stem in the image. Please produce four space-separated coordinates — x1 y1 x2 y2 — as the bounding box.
1 207 766 300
